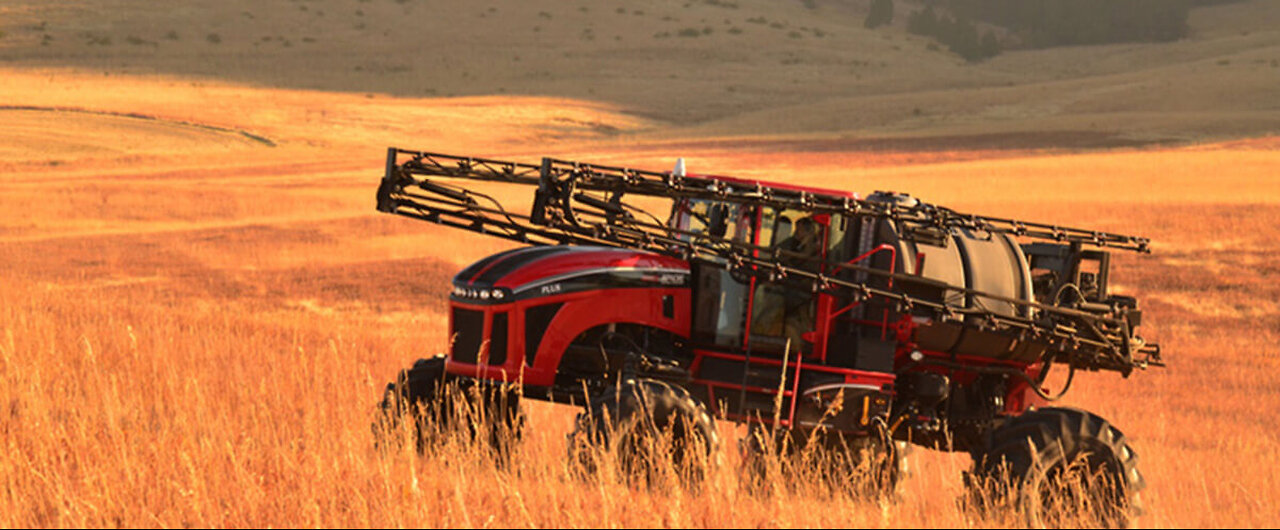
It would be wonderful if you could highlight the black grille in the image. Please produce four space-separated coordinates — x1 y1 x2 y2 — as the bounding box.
524 303 564 367
489 312 509 366
451 307 484 364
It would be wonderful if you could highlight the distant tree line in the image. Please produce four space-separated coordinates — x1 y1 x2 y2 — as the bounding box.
948 0 1191 47
901 0 1194 62
864 0 894 29
906 7 999 62
1189 0 1246 6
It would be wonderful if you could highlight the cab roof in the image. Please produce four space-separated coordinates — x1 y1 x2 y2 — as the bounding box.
684 172 860 200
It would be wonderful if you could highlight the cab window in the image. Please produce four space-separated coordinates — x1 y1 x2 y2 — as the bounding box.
671 199 751 243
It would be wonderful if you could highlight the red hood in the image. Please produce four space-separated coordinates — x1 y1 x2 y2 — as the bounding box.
453 245 689 296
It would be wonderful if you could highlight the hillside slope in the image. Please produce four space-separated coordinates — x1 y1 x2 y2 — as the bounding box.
1 0 1277 144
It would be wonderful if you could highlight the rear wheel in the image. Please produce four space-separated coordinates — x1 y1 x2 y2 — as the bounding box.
377 356 524 455
567 378 720 486
967 407 1144 528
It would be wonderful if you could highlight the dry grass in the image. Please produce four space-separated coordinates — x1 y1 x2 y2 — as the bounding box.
3 143 1279 527
1 62 1279 526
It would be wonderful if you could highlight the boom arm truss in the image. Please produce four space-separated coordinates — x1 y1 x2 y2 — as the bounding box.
376 148 1162 375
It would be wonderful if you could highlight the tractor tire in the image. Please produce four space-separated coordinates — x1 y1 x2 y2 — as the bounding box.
377 355 449 445
740 424 902 498
377 355 524 456
967 407 1144 528
567 378 720 486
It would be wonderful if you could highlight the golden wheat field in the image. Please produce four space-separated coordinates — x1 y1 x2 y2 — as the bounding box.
2 71 1279 528
3 0 1280 527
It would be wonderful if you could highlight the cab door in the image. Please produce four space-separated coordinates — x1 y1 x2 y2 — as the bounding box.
682 200 758 349
684 202 852 359
744 209 841 357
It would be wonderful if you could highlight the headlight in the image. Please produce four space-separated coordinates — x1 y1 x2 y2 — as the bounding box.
450 285 509 302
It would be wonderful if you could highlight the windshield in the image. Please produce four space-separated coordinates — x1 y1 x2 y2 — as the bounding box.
670 198 753 243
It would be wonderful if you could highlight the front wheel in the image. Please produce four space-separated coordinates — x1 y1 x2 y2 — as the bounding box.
967 407 1144 528
376 356 524 455
567 378 720 486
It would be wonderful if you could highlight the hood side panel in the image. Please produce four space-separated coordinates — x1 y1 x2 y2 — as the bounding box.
493 247 689 290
